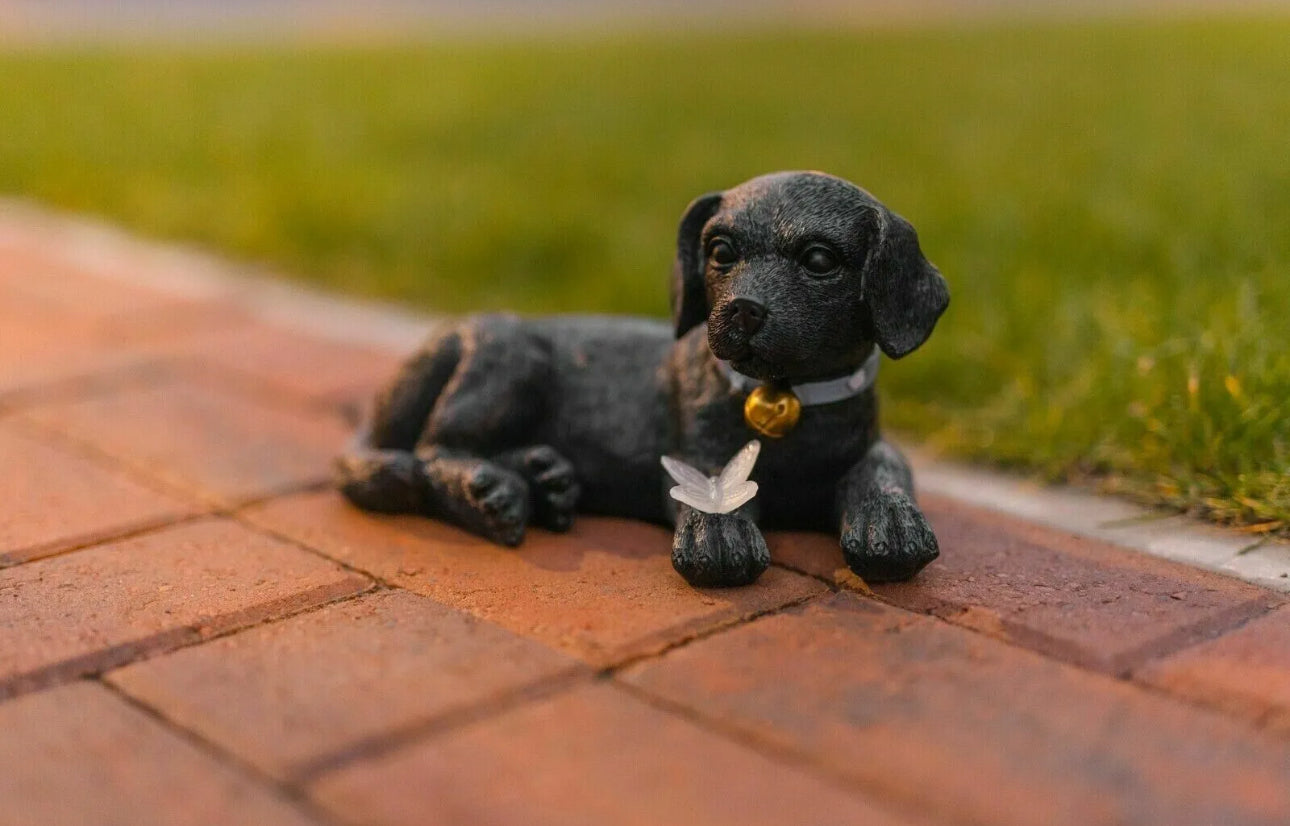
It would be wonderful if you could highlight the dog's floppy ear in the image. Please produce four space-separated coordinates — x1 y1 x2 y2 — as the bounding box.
863 207 950 359
671 191 723 338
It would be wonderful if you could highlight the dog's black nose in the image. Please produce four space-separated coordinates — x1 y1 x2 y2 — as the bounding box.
730 298 767 335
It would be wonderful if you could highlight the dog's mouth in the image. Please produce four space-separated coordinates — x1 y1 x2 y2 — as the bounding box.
709 321 816 383
717 340 868 385
721 347 787 383
709 330 786 381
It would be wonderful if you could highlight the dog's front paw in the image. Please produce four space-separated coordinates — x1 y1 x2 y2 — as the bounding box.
841 488 938 583
464 465 530 546
515 445 580 532
672 509 770 588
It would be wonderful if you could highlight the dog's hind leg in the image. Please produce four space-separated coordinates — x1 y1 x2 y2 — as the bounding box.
403 315 559 544
334 428 428 514
335 325 463 513
338 323 539 545
413 445 531 546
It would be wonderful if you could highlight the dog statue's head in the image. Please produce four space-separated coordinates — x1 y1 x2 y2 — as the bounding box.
671 171 949 383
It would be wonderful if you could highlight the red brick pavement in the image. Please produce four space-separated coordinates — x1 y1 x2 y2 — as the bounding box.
1 220 1288 825
772 496 1281 674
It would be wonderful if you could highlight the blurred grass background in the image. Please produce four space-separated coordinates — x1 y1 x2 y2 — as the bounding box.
1 15 1287 530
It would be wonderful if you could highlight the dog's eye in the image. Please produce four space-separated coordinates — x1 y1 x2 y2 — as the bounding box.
707 239 737 267
801 245 840 276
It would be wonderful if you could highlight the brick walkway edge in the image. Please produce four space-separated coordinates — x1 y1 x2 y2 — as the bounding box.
2 206 1289 826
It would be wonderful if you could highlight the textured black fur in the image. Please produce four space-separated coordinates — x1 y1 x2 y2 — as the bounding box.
336 171 949 586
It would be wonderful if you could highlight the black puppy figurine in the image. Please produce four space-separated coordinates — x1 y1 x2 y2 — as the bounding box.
337 171 949 587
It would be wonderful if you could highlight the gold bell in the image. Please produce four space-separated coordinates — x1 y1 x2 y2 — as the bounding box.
744 384 802 438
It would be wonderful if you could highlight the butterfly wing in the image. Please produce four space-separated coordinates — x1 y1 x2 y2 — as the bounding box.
715 481 758 514
670 485 721 512
664 445 760 515
717 440 761 491
661 455 712 490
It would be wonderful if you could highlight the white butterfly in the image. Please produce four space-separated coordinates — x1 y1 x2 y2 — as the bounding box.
660 441 761 515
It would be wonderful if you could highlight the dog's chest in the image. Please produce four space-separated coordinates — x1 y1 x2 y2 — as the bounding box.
762 412 873 528
679 388 876 523
667 338 880 525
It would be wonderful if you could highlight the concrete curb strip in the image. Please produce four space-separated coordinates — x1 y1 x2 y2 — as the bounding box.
4 197 1286 592
0 198 435 353
912 458 1289 592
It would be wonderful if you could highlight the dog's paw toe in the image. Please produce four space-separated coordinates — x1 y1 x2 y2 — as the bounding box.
519 445 580 532
465 466 529 546
519 445 562 474
466 465 501 498
841 489 938 583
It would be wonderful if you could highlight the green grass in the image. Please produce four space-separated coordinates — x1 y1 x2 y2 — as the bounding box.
1 17 1288 530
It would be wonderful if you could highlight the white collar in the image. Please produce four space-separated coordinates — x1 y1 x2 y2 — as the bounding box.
717 348 880 406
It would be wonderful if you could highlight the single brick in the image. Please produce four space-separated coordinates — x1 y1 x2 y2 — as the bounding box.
170 324 402 407
771 495 1280 673
0 681 321 826
0 423 196 566
310 682 918 826
243 491 825 667
0 518 370 698
110 589 583 781
622 593 1290 826
1137 604 1290 735
19 378 350 506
